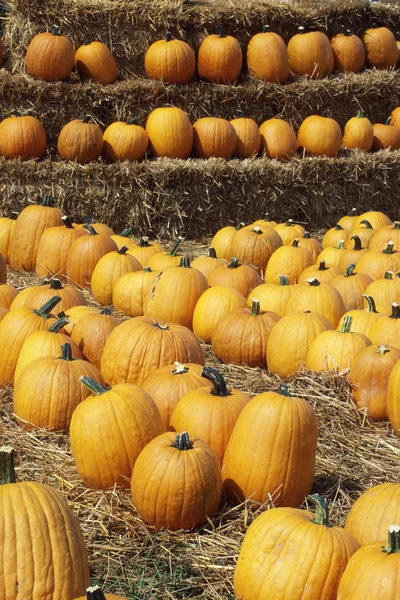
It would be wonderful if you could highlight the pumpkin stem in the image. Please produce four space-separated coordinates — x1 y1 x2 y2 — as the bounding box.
359 219 373 229
0 446 16 485
11 109 22 117
60 342 74 361
139 237 150 247
165 32 172 42
49 278 64 290
41 194 53 207
349 207 357 216
262 24 270 33
362 294 378 313
303 231 311 239
309 494 331 527
49 315 70 333
83 36 90 45
119 228 133 237
383 241 395 255
173 362 189 375
393 221 400 230
144 266 152 272
51 25 61 36
252 226 263 235
292 239 300 247
356 110 364 118
279 275 290 286
80 375 110 395
85 585 107 600
236 109 246 118
383 525 400 554
217 25 226 38
34 295 61 318
335 240 346 250
100 307 112 315
351 235 362 251
84 224 98 236
340 315 353 333
235 222 245 231
168 237 183 256
208 247 217 258
318 261 328 271
228 257 239 269
82 114 92 124
201 367 231 397
173 431 192 450
307 278 320 287
344 29 352 37
377 344 390 355
285 219 294 226
118 246 129 255
344 264 356 277
61 215 75 229
178 256 191 268
390 302 400 319
334 224 343 231
250 298 261 315
153 322 169 330
384 271 393 279
278 383 292 397
386 116 392 126
126 118 138 125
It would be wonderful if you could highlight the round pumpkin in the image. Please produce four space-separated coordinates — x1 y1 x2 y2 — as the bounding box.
26 25 75 81
337 295 386 338
0 283 18 308
338 207 358 231
112 267 160 317
316 239 347 267
297 261 342 285
369 302 400 349
287 28 334 78
146 237 184 270
273 219 306 245
75 38 118 84
192 116 237 159
356 241 400 280
145 33 195 84
210 223 245 259
286 278 345 327
338 235 368 271
198 27 242 84
127 237 165 266
66 225 118 288
145 106 193 159
102 119 148 162
342 110 374 151
36 216 88 278
230 113 261 158
207 257 263 297
330 264 374 312
228 225 282 272
322 223 349 249
71 308 122 369
364 270 400 314
265 239 314 284
248 275 296 316
110 228 136 250
370 221 400 251
0 112 47 160
259 118 298 159
247 25 289 83
192 284 247 343
330 30 366 73
296 232 323 262
346 220 376 250
58 115 103 163
363 26 398 69
91 246 142 305
10 278 87 313
297 113 342 157
63 305 99 335
190 247 229 282
372 118 400 151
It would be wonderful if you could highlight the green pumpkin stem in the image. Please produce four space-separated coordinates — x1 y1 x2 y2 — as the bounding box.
217 25 226 38
384 271 393 280
383 525 400 554
285 219 294 226
304 231 311 239
201 367 231 397
318 261 328 271
60 342 74 361
85 585 107 600
334 224 343 231
119 228 133 237
165 32 172 42
41 194 53 207
83 36 90 45
383 241 395 255
172 362 189 375
144 266 152 273
292 239 300 247
307 278 321 286
279 275 290 286
309 494 331 527
236 109 246 118
80 376 109 396
174 431 191 450
51 25 61 36
356 110 364 118
34 295 61 318
118 246 129 255
228 257 239 269
349 208 357 216
0 446 16 485
209 247 217 258
351 235 362 251
359 219 373 229
390 302 400 319
126 118 138 125
61 216 75 229
386 116 392 126
100 307 112 315
362 294 378 313
235 222 245 231
336 240 346 250
49 278 63 290
82 114 92 124
344 264 356 277
84 224 98 236
377 344 390 355
278 383 292 397
139 237 150 247
179 256 191 268
262 24 270 33
250 298 261 315
340 315 353 333
393 221 400 230
49 316 70 333
168 237 183 256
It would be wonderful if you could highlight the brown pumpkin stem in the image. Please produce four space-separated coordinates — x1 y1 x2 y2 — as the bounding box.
119 227 133 237
173 362 189 375
384 271 393 279
85 585 107 600
61 216 75 229
49 316 70 333
292 239 300 247
318 261 328 271
60 342 74 361
209 247 217 258
279 275 290 286
278 383 292 397
100 307 112 315
228 257 239 269
165 32 172 42
217 25 226 38
34 295 61 318
359 219 373 229
383 525 400 554
126 118 138 125
351 235 362 251
82 114 92 124
340 315 353 333
41 194 53 207
344 264 356 277
168 237 183 256
179 256 191 268
80 375 110 395
84 224 98 236
250 298 261 315
49 278 64 290
118 246 129 254
173 431 192 450
139 237 150 247
383 241 395 255
0 446 16 485
390 302 400 319
51 25 61 36
201 367 231 397
309 494 331 527
362 294 378 313
356 110 364 118
307 278 320 286
377 344 390 355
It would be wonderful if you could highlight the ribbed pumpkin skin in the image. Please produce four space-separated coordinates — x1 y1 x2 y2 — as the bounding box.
345 224 375 250
364 275 400 314
273 221 306 245
353 211 392 231
287 31 334 78
372 122 400 151
210 225 239 259
370 223 400 251
112 269 159 317
211 307 280 368
297 115 342 157
388 360 400 435
75 41 118 84
10 281 87 313
0 284 18 308
9 202 64 272
193 117 237 159
66 231 118 288
71 312 121 369
298 263 342 285
338 242 368 271
330 32 365 72
322 225 349 249
369 308 400 348
337 305 386 338
0 480 89 599
345 483 400 545
170 386 251 464
142 363 211 430
100 317 204 387
0 254 5 284
349 344 400 420
229 227 283 272
190 253 229 282
64 306 99 335
0 115 47 160
363 27 398 69
208 261 263 297
267 311 333 378
70 382 163 489
265 244 314 284
317 243 346 267
102 121 148 162
222 389 318 506
230 117 261 158
26 30 75 81
127 240 165 266
146 107 193 159
193 285 247 343
234 504 360 600
286 281 345 327
198 33 242 84
247 30 289 82
111 232 136 250
330 270 373 312
356 247 400 280
342 113 374 151
259 118 298 159
296 235 323 262
74 594 126 600
131 432 222 530
145 38 195 83
247 281 296 317
306 328 371 373
14 353 104 431
58 118 103 163
36 221 88 278
91 250 142 305
0 217 16 263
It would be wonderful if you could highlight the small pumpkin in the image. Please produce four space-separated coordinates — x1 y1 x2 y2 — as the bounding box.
296 231 323 262
338 235 368 271
363 26 398 69
145 106 193 159
259 118 298 160
230 112 261 158
110 228 136 249
297 113 342 157
10 278 87 313
192 116 237 159
342 110 374 151
338 207 358 231
192 284 247 343
210 223 245 259
0 111 47 160
330 30 366 73
127 237 165 266
102 118 148 162
286 278 345 327
322 223 349 248
369 221 400 251
62 305 99 335
337 295 386 338
58 115 103 163
346 219 376 249
287 27 334 78
26 25 75 81
369 302 400 349
190 247 229 282
198 26 242 84
317 239 347 267
248 275 296 317
36 215 88 278
112 267 160 317
146 237 184 270
75 38 118 84
66 225 118 288
330 264 374 312
297 261 342 285
228 225 282 272
273 219 306 245
144 33 195 84
207 257 263 297
247 25 289 83
91 246 142 305
265 239 314 284
71 308 122 369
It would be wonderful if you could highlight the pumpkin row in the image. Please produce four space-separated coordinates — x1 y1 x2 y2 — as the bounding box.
15 24 400 86
4 106 400 164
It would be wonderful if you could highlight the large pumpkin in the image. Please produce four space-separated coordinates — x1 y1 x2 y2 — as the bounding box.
145 106 193 158
247 25 289 83
66 225 118 288
286 278 345 327
193 284 247 343
0 111 47 160
145 33 195 84
75 38 118 84
342 110 374 151
330 30 366 73
264 239 314 284
228 225 282 272
362 26 398 69
287 28 334 78
58 115 103 163
112 267 160 317
259 118 298 159
71 308 122 370
26 25 75 81
36 215 88 278
192 116 237 159
198 27 242 84
372 118 400 151
297 114 342 157
230 113 261 158
102 119 148 162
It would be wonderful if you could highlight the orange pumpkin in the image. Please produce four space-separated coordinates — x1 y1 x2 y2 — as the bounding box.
230 113 261 158
296 232 323 262
247 25 289 83
102 119 148 162
192 285 247 343
207 257 263 297
248 275 296 316
388 359 400 435
198 27 242 84
363 26 398 69
36 216 88 278
112 267 159 317
190 247 229 282
342 110 374 151
0 283 19 308
229 225 282 272
330 30 366 73
66 225 118 288
297 261 342 285
286 278 345 327
337 295 386 339
75 39 118 84
364 270 400 314
91 246 142 305
10 278 86 313
146 237 183 271
127 237 165 266
265 239 314 284
71 308 122 370
145 106 193 159
26 25 75 81
0 214 17 264
193 116 237 159
369 221 400 251
0 111 47 160
372 118 400 151
322 223 349 248
259 118 298 159
58 115 103 163
356 241 400 280
273 219 306 245
369 302 400 349
338 235 368 271
210 223 245 259
330 264 374 312
145 33 195 84
287 28 334 78
297 113 342 157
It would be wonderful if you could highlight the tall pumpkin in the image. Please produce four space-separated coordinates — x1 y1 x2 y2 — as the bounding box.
259 118 298 159
145 106 193 158
363 26 398 69
342 110 374 151
297 113 342 157
330 30 366 73
247 25 289 83
91 246 142 305
36 215 88 278
193 284 247 343
192 116 237 159
287 28 334 78
66 225 118 288
26 25 75 81
58 115 103 163
71 308 122 369
75 38 118 84
230 113 261 158
198 27 242 84
144 33 195 84
0 111 47 160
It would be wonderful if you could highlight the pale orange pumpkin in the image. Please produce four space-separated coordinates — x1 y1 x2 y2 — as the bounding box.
259 118 298 160
247 25 289 83
192 117 237 159
146 106 193 159
198 27 242 84
75 39 118 84
145 33 195 84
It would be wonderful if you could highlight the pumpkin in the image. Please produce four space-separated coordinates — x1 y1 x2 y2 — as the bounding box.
193 284 247 343
234 494 360 600
63 305 99 335
0 214 17 264
297 261 342 285
112 267 160 317
247 25 289 83
296 231 323 262
0 306 8 322
338 207 358 231
0 111 47 160
356 241 400 280
247 275 296 317
208 257 263 297
70 376 163 489
75 38 118 84
287 28 334 78
146 237 183 270
330 264 374 312
14 315 82 385
190 247 229 282
0 295 61 388
337 524 400 600
192 116 237 159
338 235 368 271
71 308 121 369
364 270 400 313
372 117 400 151
265 239 314 284
346 220 376 249
222 384 318 507
127 237 165 266
100 316 204 387
230 113 261 158
0 253 5 284
228 225 282 272
322 223 349 248
0 446 90 598
370 221 400 251
337 295 386 338
26 25 75 81
81 217 115 237
330 30 366 73
36 215 88 278
342 110 374 151
144 32 195 84
14 342 104 431
9 194 64 272
142 362 211 431
297 113 342 157
259 118 298 159
74 585 128 600
267 310 333 378
66 225 118 288
345 483 400 545
369 302 400 348
102 118 148 162
273 219 306 245
306 315 371 373
210 223 245 259
198 27 242 84
170 367 250 464
286 278 345 327
145 106 193 159
0 283 18 308
91 246 142 305
250 213 278 229
363 26 398 69
110 228 136 249
349 344 400 420
58 115 103 163
10 278 87 313
317 239 346 267
388 358 400 435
